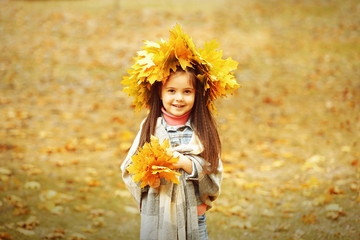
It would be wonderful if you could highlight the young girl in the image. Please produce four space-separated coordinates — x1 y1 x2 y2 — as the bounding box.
121 24 239 240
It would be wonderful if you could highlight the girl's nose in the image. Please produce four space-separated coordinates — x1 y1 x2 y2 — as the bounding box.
175 93 184 101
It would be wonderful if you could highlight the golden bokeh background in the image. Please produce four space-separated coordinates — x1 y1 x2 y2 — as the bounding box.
0 0 359 239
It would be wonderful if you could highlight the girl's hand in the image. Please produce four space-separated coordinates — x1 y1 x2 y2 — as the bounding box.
172 151 193 175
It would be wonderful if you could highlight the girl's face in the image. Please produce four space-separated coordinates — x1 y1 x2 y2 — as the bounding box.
161 71 195 116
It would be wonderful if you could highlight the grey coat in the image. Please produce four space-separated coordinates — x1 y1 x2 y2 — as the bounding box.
121 117 223 240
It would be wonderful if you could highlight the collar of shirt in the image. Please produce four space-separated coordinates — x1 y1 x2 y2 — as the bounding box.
161 114 193 132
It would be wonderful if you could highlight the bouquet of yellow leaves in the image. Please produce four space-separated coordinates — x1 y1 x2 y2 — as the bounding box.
126 136 181 188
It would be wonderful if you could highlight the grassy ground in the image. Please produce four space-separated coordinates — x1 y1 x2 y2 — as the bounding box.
0 0 359 239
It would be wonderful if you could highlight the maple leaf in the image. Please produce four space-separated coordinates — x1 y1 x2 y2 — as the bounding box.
301 213 316 224
16 216 39 230
24 181 41 190
0 232 12 240
126 136 181 188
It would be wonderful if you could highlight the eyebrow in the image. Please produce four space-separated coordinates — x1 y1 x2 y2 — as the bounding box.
165 86 194 90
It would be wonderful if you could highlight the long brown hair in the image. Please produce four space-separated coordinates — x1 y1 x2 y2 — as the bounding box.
138 68 221 174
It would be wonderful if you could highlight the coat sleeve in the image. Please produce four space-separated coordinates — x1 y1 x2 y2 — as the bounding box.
187 155 223 210
172 134 223 210
120 121 147 210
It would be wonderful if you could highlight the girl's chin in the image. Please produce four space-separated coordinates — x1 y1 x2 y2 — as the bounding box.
169 108 187 116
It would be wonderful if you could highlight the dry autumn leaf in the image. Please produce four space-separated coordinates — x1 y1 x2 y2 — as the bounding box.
16 216 39 230
24 181 41 190
126 136 181 188
91 217 105 228
68 233 87 240
85 177 102 187
349 182 359 191
312 194 333 206
0 167 12 175
325 203 346 220
43 229 66 240
230 220 252 229
5 195 30 216
301 213 316 224
125 206 138 215
0 232 12 240
114 189 131 198
266 223 290 232
292 229 305 240
16 228 35 236
89 209 105 219
327 186 345 195
74 204 92 212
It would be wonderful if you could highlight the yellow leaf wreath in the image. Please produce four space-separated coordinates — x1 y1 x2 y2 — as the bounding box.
122 24 240 111
126 136 181 188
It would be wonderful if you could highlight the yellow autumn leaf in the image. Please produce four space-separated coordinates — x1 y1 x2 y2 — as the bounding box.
24 181 41 190
325 203 346 220
151 165 181 184
327 186 345 195
0 167 12 175
230 220 252 229
301 213 317 224
312 194 333 206
126 136 181 188
43 229 65 240
89 209 105 218
6 195 25 208
68 233 87 240
125 206 138 215
91 217 105 228
0 232 12 240
74 204 92 212
16 216 39 230
16 228 35 236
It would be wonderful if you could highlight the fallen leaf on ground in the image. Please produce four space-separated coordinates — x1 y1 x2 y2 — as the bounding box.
312 194 333 206
0 167 12 175
89 209 105 218
5 195 30 216
24 181 41 190
91 217 105 228
230 220 252 229
124 206 138 215
16 228 35 236
68 233 87 240
292 229 305 240
16 216 39 230
114 189 131 198
349 182 359 191
43 229 65 240
327 186 345 195
74 204 92 212
0 232 12 240
261 209 275 217
325 203 346 220
267 223 290 232
301 213 316 224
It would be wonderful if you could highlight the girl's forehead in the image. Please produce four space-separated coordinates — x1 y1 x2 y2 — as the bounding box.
164 71 194 88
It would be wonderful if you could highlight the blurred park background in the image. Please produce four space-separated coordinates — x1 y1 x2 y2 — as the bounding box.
0 0 359 239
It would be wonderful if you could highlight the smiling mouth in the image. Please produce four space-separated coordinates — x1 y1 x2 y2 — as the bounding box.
172 104 185 108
